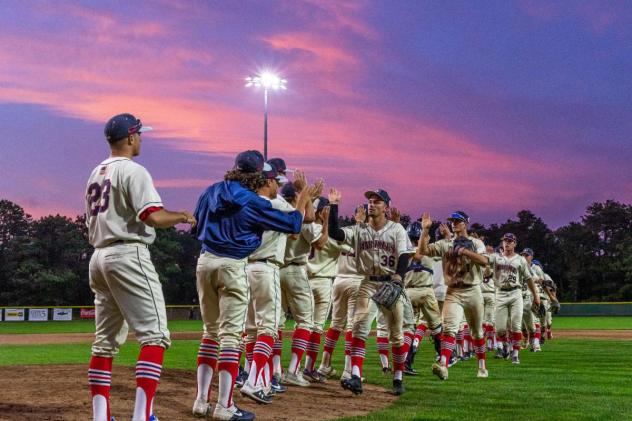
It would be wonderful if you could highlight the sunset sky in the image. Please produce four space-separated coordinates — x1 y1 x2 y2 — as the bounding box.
0 1 630 228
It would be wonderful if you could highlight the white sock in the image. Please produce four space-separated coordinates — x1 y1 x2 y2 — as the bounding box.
352 364 361 377
273 355 282 376
305 355 314 372
288 354 299 374
320 351 331 369
478 359 486 370
344 355 351 373
379 354 389 369
394 370 403 381
217 370 232 408
196 364 213 401
246 361 258 386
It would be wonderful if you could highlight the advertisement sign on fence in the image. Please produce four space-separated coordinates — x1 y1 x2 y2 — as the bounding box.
28 308 49 321
53 308 73 321
5 308 26 321
80 308 96 319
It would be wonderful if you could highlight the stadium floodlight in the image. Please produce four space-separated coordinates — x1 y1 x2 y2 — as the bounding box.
245 72 287 159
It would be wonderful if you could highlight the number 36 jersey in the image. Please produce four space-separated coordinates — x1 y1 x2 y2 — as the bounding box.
341 220 408 276
85 157 163 248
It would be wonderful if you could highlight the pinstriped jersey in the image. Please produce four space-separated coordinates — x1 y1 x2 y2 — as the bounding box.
249 195 294 266
284 223 323 265
487 253 533 290
341 220 408 276
85 157 162 248
404 255 435 288
308 236 343 278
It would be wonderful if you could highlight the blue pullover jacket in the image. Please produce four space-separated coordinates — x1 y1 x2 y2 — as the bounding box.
193 180 303 259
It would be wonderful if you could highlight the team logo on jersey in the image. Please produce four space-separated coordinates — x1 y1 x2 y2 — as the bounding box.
99 166 107 175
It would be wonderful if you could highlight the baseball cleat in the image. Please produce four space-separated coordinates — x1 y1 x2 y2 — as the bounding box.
392 379 405 395
192 398 212 417
477 368 489 378
340 369 352 381
149 415 159 421
283 371 311 387
212 403 255 421
382 366 392 376
432 362 449 380
341 374 363 395
494 348 504 359
271 374 287 393
511 355 520 364
303 368 325 383
235 366 248 389
317 365 337 379
404 363 419 376
240 381 272 404
448 355 458 367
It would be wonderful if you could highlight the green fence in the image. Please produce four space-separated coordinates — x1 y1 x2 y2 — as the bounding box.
558 302 632 316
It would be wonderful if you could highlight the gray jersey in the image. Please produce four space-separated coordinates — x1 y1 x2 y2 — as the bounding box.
249 195 294 266
85 158 162 248
340 220 408 276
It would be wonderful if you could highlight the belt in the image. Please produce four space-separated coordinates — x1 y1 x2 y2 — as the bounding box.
369 275 392 282
284 261 306 267
105 239 147 247
249 258 271 264
500 286 520 292
448 282 472 289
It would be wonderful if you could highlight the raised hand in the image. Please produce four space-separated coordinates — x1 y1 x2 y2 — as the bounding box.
354 204 366 224
421 212 433 230
311 178 324 200
293 169 307 192
328 187 341 205
321 205 330 222
389 207 400 223
439 223 451 239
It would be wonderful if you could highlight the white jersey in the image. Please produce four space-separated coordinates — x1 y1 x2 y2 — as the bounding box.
284 222 323 265
249 195 294 266
340 220 408 276
425 236 487 287
487 253 533 290
336 244 364 279
307 236 343 278
432 258 447 301
525 262 545 297
85 157 162 248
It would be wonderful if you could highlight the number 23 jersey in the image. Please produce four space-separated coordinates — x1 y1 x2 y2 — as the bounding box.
341 220 408 276
85 157 163 248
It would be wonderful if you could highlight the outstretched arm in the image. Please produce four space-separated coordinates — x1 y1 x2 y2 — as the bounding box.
327 188 346 242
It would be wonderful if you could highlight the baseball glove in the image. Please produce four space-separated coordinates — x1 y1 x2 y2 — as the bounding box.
532 300 546 318
371 281 403 310
452 236 475 256
551 300 561 314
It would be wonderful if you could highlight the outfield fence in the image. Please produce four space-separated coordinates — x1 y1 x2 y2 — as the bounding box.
2 303 632 321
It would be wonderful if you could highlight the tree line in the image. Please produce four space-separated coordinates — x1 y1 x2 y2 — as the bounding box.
0 198 630 306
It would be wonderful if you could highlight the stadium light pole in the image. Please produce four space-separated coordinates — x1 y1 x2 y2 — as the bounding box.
245 72 287 160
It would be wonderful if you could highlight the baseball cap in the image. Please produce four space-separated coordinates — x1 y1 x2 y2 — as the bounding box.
268 157 294 174
281 182 296 200
407 221 422 240
234 150 265 173
501 232 517 242
261 162 277 180
104 113 153 142
315 196 330 213
532 259 543 268
364 189 391 206
447 211 470 224
520 248 534 257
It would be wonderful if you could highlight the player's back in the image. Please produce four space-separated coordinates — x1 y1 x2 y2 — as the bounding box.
85 157 160 248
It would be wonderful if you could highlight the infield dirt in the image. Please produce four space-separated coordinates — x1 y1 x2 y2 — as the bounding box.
0 364 396 421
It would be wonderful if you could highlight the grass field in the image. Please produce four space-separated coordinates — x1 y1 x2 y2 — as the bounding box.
1 333 631 420
1 316 631 334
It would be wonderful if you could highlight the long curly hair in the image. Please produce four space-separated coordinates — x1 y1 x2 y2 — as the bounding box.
224 169 267 192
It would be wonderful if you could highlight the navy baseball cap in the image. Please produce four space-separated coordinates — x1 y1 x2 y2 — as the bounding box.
364 189 391 206
268 157 293 173
104 113 153 142
447 211 469 224
315 196 330 213
262 162 277 180
520 248 534 257
407 221 422 240
281 182 296 200
532 259 543 268
235 150 264 173
501 232 517 242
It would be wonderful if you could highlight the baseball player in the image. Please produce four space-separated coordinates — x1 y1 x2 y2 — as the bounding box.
86 113 196 421
542 271 559 339
317 206 366 381
403 221 443 369
191 151 311 420
238 166 311 404
520 248 542 351
488 233 540 364
481 245 497 351
418 211 489 380
327 188 411 396
305 197 343 381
